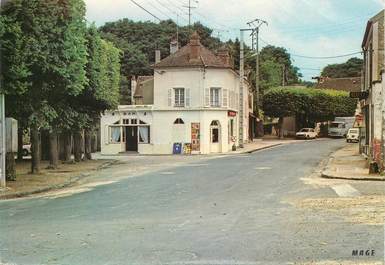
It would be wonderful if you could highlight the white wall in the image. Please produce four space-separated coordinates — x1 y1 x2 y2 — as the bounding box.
151 110 230 154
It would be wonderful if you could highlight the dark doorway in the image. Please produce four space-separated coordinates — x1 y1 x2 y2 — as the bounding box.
125 126 138 152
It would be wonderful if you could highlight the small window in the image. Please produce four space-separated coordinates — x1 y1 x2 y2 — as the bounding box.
174 88 185 107
131 119 138 125
211 120 219 126
138 126 150 144
123 119 130 125
174 118 185 124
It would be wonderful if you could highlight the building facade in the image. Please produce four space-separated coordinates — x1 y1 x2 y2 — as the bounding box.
360 10 385 171
101 32 255 155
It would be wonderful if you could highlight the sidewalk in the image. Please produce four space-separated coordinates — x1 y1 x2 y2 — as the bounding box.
321 144 385 181
231 137 299 154
0 159 116 200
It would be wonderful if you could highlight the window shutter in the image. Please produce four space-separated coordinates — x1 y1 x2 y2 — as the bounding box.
105 126 110 145
205 88 210 107
223 88 228 107
168 88 172 107
235 92 237 110
185 88 190 107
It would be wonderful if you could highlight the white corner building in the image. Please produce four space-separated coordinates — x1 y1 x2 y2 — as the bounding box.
101 32 255 155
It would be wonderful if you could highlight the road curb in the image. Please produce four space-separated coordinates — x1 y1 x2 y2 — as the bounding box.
320 146 385 182
321 171 385 181
244 143 283 154
0 160 118 200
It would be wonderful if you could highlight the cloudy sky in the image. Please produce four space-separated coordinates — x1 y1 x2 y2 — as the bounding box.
85 0 384 81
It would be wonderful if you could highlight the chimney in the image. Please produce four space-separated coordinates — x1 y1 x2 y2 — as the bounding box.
131 76 137 105
189 31 201 61
217 46 230 66
170 37 179 54
155 50 161 64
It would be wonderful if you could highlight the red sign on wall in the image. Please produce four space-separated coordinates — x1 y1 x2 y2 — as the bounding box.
228 111 237 117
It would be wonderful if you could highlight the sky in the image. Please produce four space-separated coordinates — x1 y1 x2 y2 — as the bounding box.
85 0 385 81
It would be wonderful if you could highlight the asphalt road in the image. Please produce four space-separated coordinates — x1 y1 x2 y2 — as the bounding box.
0 139 383 265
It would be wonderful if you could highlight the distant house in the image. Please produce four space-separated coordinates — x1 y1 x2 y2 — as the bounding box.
315 76 361 92
359 9 385 171
100 32 255 155
131 76 154 105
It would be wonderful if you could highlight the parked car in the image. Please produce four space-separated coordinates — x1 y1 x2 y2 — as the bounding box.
22 144 31 156
296 128 318 139
346 128 359 143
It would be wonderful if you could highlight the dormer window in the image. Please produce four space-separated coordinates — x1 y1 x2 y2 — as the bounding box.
174 88 185 107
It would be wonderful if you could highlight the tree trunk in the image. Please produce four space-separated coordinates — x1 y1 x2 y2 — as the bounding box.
84 128 92 161
48 131 59 169
17 127 24 161
40 130 50 161
31 126 41 174
91 130 98 153
61 131 73 163
278 117 284 139
6 152 16 181
73 131 83 162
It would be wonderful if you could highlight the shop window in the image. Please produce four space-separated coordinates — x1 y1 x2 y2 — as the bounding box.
174 118 185 124
139 126 150 144
110 127 121 143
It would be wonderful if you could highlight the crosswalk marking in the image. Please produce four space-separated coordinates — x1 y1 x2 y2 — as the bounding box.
331 184 361 197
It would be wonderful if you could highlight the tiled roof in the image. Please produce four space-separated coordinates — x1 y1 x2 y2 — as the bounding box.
154 33 232 69
315 77 361 92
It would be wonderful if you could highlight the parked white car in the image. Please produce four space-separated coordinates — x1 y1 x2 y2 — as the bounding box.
296 128 318 139
346 128 359 143
23 144 31 156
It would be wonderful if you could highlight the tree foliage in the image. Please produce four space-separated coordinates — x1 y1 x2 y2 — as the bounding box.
321 57 363 78
263 87 357 122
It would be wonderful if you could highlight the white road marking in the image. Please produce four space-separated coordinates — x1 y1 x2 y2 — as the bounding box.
255 167 272 170
331 184 361 197
184 164 209 167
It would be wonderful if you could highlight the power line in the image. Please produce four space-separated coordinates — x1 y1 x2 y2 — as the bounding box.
260 37 362 60
129 0 162 21
146 0 175 20
291 52 362 59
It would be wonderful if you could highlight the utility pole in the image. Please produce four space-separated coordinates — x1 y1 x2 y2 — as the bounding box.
239 28 253 148
0 0 8 188
183 0 197 33
247 19 268 112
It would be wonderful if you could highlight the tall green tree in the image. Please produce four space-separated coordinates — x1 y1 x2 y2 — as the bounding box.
321 57 363 78
1 0 88 172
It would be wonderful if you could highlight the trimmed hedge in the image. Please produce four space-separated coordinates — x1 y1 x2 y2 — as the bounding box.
263 86 357 121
